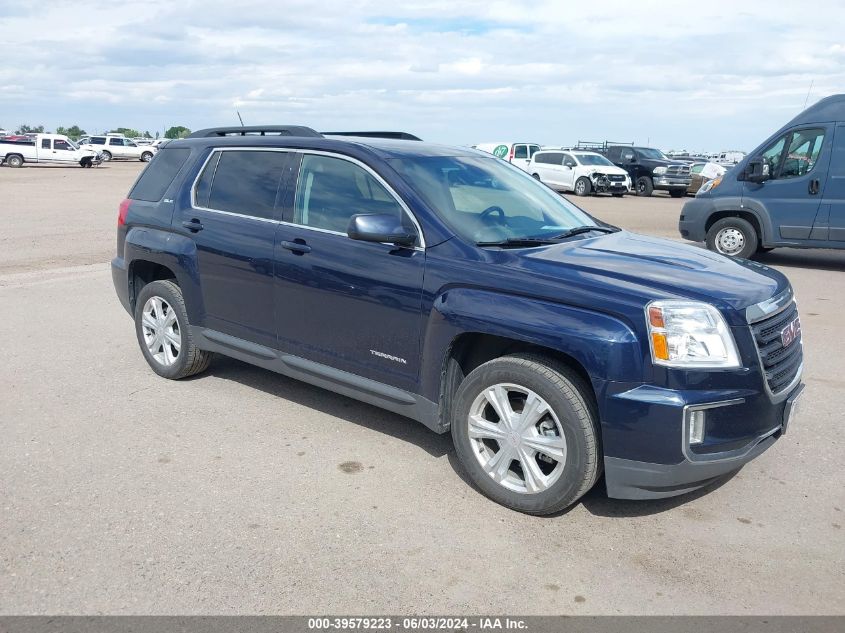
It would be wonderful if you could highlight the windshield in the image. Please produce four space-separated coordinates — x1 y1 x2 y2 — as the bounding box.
575 153 614 166
637 147 668 160
390 155 598 245
66 139 79 150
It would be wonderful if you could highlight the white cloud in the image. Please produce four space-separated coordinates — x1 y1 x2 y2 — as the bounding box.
0 0 842 150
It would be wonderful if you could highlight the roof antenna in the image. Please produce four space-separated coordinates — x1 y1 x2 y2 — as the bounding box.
237 110 245 127
803 80 814 110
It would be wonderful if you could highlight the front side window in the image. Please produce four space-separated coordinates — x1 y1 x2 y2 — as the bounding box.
691 163 705 174
621 149 635 162
205 150 287 219
779 128 825 179
513 145 528 159
759 135 788 178
562 153 576 167
294 154 406 235
636 148 668 160
54 139 71 151
390 155 598 244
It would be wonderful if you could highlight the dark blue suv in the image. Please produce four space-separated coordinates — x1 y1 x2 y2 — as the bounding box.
112 126 804 514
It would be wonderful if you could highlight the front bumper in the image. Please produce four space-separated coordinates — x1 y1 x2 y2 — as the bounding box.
678 197 711 241
601 381 803 500
654 176 691 190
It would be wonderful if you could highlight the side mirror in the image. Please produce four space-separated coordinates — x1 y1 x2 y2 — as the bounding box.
347 214 417 247
744 158 769 183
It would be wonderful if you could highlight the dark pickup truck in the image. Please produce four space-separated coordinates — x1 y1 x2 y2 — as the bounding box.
112 126 804 515
602 145 692 197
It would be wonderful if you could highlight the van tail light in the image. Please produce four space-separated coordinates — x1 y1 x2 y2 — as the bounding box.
508 147 514 162
118 198 131 226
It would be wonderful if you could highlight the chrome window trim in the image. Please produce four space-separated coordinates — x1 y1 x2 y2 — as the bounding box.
188 146 426 250
289 149 426 250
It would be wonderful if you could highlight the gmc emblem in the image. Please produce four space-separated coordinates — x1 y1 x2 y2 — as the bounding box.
781 317 802 348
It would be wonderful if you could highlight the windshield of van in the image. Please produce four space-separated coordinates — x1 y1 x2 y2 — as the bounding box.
390 155 602 245
575 153 614 166
637 148 669 160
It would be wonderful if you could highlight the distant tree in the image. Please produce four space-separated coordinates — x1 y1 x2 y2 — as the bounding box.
56 125 86 139
17 124 45 134
165 125 191 139
111 127 143 138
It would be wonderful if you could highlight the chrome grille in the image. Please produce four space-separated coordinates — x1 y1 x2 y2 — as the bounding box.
750 302 802 395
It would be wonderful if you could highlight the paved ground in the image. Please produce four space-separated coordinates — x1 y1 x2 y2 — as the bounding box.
1 162 843 615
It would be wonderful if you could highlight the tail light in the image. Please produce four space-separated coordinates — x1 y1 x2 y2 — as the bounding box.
118 198 131 226
508 147 514 162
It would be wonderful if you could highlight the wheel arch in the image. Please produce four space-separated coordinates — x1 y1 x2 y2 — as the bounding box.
704 209 767 244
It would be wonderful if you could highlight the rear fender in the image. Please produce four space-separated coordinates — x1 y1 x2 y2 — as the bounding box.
124 227 205 323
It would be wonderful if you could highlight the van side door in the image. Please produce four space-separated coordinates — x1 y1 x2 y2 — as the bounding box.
560 153 578 191
511 144 531 172
743 126 832 243
817 122 845 244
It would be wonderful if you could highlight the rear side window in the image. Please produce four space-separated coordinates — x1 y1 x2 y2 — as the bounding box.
129 148 191 202
91 136 106 145
206 150 287 219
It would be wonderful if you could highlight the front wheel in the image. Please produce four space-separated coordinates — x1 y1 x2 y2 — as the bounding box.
451 355 600 515
101 151 112 162
141 152 153 162
635 176 653 196
134 280 212 379
531 173 541 180
705 217 758 259
574 177 591 196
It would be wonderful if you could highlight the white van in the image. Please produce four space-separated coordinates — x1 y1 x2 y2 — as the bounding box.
529 149 631 196
473 142 541 172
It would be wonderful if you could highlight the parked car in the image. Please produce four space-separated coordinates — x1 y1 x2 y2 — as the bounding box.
472 142 541 172
687 162 727 195
713 150 746 166
601 145 692 197
680 94 845 258
112 125 803 515
529 149 631 196
0 133 101 167
80 135 156 162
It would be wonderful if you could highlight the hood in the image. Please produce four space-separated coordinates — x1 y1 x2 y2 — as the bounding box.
514 231 788 320
585 165 629 177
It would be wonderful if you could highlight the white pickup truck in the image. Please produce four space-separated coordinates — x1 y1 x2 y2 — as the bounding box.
0 134 102 168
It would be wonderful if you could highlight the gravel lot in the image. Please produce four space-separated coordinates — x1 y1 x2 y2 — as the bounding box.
1 161 843 615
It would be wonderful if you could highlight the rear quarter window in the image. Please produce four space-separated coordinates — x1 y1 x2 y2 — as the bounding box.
129 148 191 202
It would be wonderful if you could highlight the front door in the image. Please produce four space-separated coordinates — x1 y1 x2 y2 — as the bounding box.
560 152 577 191
273 152 425 390
179 148 291 348
818 123 845 243
744 126 831 242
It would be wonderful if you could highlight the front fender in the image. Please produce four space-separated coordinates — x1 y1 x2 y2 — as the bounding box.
419 288 642 402
124 227 205 324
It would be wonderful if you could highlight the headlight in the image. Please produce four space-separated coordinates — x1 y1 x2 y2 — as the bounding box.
697 177 722 196
653 166 667 175
646 300 740 368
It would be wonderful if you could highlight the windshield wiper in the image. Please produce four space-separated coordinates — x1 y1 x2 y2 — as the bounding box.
476 237 560 248
550 225 619 240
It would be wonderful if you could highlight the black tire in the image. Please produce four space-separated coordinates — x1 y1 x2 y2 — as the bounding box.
705 216 758 259
756 246 774 254
134 280 212 380
531 173 541 180
141 152 153 162
669 189 685 198
5 154 23 168
451 354 600 515
574 177 591 196
612 193 624 198
635 176 653 196
101 151 112 162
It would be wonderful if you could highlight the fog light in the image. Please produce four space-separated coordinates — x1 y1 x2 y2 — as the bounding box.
689 410 706 444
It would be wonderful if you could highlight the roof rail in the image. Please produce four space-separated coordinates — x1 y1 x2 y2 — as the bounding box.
188 126 323 138
574 140 635 150
322 131 423 141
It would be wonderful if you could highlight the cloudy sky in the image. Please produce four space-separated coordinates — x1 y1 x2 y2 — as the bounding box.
1 0 843 151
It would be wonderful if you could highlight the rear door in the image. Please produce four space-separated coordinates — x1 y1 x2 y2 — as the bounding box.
511 144 531 171
744 126 832 242
273 152 425 390
181 148 292 348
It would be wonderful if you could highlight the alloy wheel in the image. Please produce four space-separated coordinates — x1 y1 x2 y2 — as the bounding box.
141 296 181 366
467 383 567 494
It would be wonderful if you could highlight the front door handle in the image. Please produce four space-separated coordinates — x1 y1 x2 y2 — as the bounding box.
181 218 204 232
280 240 312 254
809 178 820 195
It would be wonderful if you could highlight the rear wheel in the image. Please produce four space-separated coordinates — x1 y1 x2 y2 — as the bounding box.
574 177 591 196
635 176 653 196
531 173 541 180
101 151 112 162
134 280 212 380
705 216 758 259
5 154 23 168
451 355 600 515
141 151 153 162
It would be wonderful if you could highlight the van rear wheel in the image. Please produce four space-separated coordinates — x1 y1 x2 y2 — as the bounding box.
706 217 758 259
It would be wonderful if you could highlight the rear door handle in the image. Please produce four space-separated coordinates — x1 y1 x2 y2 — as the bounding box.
280 240 311 254
181 218 204 232
809 178 820 195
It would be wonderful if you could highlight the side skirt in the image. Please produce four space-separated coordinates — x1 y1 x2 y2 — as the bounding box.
192 327 445 433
